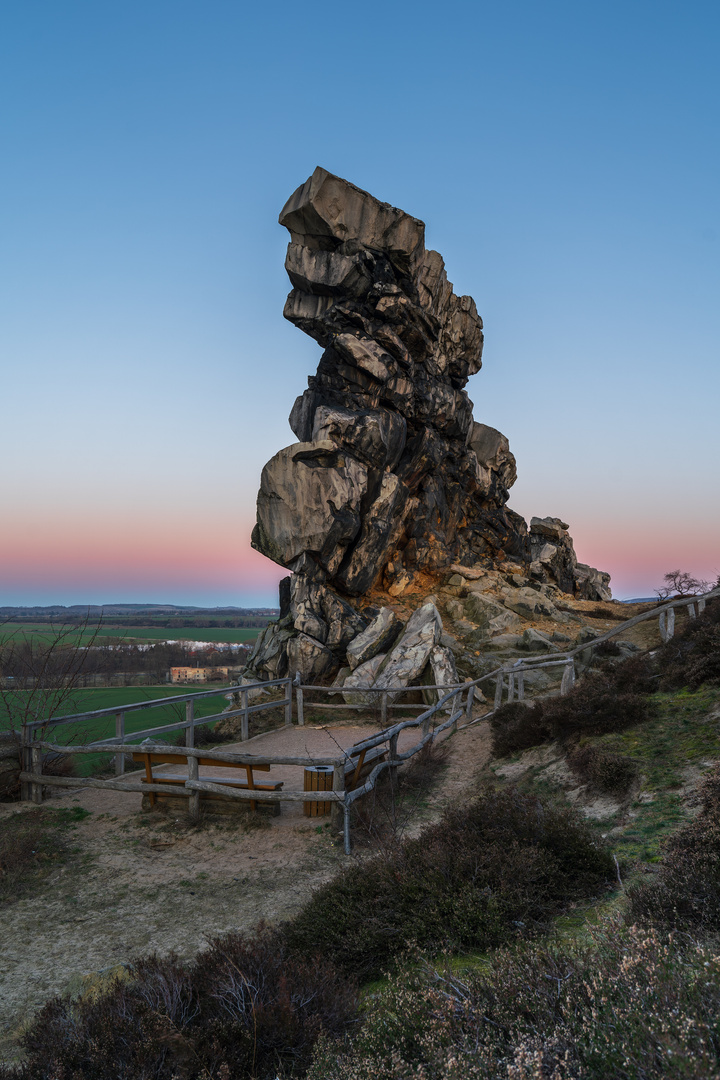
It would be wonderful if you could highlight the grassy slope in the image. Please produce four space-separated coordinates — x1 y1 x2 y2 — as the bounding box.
489 685 720 867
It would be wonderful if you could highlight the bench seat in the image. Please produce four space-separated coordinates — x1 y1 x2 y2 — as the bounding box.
131 750 283 814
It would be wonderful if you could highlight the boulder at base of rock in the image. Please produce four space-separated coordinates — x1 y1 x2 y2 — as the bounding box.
373 603 443 702
485 634 524 650
342 653 387 706
464 589 508 627
487 609 523 635
346 607 403 670
502 587 559 620
422 644 460 709
286 632 338 682
520 628 558 653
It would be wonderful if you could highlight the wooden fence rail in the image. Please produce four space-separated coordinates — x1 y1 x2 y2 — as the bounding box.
16 585 719 849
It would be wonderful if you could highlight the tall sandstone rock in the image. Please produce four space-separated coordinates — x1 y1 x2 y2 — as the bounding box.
248 168 610 682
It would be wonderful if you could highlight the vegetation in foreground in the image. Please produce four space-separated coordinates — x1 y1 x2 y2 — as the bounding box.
0 789 612 1079
1 599 719 1078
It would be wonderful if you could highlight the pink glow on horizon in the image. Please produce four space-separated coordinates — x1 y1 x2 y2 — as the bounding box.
0 512 287 600
2 505 717 605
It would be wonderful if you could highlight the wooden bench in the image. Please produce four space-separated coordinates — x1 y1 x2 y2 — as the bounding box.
344 743 388 791
131 751 283 813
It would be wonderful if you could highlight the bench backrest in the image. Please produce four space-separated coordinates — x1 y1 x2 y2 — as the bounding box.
131 752 270 772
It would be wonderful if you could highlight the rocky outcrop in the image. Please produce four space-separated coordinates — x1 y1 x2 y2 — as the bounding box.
246 169 612 685
528 517 611 601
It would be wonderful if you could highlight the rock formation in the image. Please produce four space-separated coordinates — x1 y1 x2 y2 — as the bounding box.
246 168 611 687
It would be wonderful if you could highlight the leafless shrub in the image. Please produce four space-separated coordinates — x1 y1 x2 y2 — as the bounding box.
655 569 717 600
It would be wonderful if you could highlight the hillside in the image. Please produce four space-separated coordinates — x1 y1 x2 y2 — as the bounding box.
1 598 719 1076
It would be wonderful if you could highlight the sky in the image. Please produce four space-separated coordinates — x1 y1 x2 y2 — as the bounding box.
1 0 718 606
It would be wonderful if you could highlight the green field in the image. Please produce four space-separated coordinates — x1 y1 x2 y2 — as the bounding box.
0 685 236 775
0 622 266 645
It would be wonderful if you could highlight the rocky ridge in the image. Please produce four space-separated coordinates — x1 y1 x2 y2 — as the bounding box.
246 168 612 693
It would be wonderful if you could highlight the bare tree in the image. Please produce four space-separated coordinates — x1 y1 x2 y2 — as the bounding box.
655 569 718 600
0 613 102 735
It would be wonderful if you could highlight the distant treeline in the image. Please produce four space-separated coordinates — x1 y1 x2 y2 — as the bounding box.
1 639 251 685
0 606 279 620
1 613 276 629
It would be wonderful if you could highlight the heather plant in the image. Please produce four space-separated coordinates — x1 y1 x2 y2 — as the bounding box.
630 763 720 931
541 671 654 740
308 924 720 1079
490 658 656 760
489 701 549 756
658 597 720 690
2 927 357 1080
283 787 613 980
566 743 639 794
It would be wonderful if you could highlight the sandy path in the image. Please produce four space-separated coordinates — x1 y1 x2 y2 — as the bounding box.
0 716 491 1061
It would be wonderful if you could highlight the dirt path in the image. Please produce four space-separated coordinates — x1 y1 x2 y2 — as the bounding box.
0 716 493 1061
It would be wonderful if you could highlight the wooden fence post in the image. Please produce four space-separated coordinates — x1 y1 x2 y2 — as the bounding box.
31 744 43 804
687 602 697 619
560 660 575 695
516 672 525 701
187 754 200 823
295 674 304 727
465 684 475 720
389 732 399 786
494 672 504 710
185 700 195 749
659 608 676 643
667 607 675 641
241 689 249 741
422 710 432 738
331 757 345 833
380 690 388 728
115 712 125 776
284 679 293 726
698 599 706 614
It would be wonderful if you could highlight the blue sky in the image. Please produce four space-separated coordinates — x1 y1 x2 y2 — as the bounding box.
1 0 718 605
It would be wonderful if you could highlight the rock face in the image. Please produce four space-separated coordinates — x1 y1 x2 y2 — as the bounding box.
247 168 611 684
528 517 612 601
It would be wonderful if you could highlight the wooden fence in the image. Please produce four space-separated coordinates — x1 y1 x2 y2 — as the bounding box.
16 584 719 852
18 678 471 854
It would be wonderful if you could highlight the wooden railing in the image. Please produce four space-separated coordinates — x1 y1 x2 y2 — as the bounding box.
16 586 719 850
19 677 293 800
18 701 466 855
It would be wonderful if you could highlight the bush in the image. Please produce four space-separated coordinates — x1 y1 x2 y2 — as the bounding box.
308 925 720 1079
608 653 657 694
40 750 77 778
489 701 549 757
283 787 613 981
595 639 622 656
542 672 654 740
490 657 656 759
5 926 357 1080
658 598 720 690
630 764 720 931
567 744 638 794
